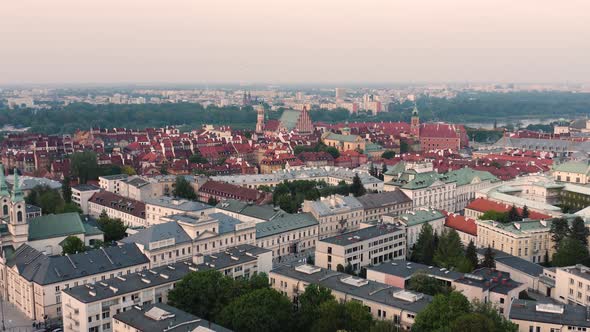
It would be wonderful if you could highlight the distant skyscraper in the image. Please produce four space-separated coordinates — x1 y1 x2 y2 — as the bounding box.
335 88 346 100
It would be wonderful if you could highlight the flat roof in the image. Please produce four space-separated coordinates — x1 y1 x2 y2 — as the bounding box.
477 248 543 277
510 299 590 327
367 261 463 281
271 264 431 314
320 224 402 246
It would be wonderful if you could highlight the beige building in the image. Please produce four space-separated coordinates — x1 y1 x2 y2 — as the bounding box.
0 244 149 322
315 224 405 273
302 194 364 239
387 171 457 212
71 184 100 215
270 264 431 329
88 191 147 227
62 245 270 332
476 219 556 264
553 264 590 306
553 160 590 184
255 212 318 260
144 196 214 226
384 209 445 252
356 190 412 223
509 300 590 332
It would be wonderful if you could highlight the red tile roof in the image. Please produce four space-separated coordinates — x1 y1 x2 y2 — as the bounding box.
444 211 477 236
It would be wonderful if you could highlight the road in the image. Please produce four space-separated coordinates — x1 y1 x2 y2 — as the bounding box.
0 300 35 332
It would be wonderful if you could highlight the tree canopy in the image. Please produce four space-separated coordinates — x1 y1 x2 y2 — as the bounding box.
97 211 128 243
70 151 99 184
173 176 197 200
410 223 436 265
62 236 85 255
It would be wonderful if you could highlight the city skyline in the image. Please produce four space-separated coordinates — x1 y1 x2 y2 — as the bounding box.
2 0 590 84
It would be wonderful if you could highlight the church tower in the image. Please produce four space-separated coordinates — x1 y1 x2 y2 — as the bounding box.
255 105 265 134
410 104 420 137
0 165 9 219
8 169 28 247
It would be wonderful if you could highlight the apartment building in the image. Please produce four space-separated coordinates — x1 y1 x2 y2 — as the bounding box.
315 224 405 273
62 246 270 332
71 184 100 214
356 190 412 223
453 268 526 316
144 197 214 226
387 171 456 212
553 160 590 184
216 199 282 223
88 191 147 227
442 168 499 211
302 194 364 239
98 174 129 194
553 264 590 306
0 244 149 321
269 264 431 329
384 209 445 252
476 219 556 264
510 300 590 332
112 303 230 332
255 212 319 259
367 261 462 289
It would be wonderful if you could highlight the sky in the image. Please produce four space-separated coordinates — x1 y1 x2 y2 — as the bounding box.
1 0 589 85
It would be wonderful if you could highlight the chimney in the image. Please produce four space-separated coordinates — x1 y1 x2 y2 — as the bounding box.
192 254 205 265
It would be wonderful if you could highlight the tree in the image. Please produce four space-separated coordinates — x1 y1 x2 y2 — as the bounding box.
312 300 373 332
465 240 478 269
97 213 128 243
507 205 521 222
552 237 590 267
370 320 400 332
70 151 99 184
434 229 464 269
62 176 72 203
450 313 495 332
550 218 570 248
306 254 315 265
336 264 345 272
121 165 137 176
570 216 590 246
380 164 387 181
350 173 366 197
412 292 472 332
400 140 410 153
344 262 355 275
521 205 530 219
410 223 435 265
62 236 85 255
219 288 293 332
381 150 396 159
295 285 334 331
471 301 518 332
479 210 509 223
207 196 219 206
173 176 196 200
408 272 450 296
482 246 496 269
26 185 67 215
188 153 208 164
168 270 241 322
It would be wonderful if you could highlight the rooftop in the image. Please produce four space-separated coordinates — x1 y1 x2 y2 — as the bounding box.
99 174 129 181
197 244 271 271
454 267 523 295
367 261 463 281
113 303 231 332
216 199 282 221
356 190 412 209
271 264 431 314
255 212 318 238
72 184 101 192
320 224 403 246
28 212 102 241
89 191 146 219
121 221 192 247
395 209 445 227
510 299 590 327
145 196 212 212
305 195 363 217
477 248 543 277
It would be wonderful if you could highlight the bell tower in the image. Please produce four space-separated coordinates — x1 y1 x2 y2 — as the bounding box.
255 105 265 134
8 169 28 247
410 104 420 137
0 165 9 219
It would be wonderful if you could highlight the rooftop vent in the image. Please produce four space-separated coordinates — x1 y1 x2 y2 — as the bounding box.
465 273 484 281
145 306 175 321
295 264 321 275
393 290 424 303
340 276 369 287
535 303 564 314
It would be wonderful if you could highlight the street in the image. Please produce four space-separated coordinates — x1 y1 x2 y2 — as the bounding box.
0 301 35 332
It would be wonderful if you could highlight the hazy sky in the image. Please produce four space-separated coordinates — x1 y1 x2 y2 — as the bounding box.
1 0 589 84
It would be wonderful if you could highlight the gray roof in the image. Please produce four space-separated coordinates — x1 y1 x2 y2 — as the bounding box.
145 197 212 212
124 177 151 188
271 264 431 314
72 184 100 192
320 224 403 246
99 174 129 180
476 248 543 277
216 199 282 221
305 195 363 217
7 243 149 285
510 299 590 327
198 244 271 270
113 303 232 332
356 190 412 209
121 222 192 247
209 212 247 234
454 267 523 295
367 261 463 281
63 261 196 303
255 212 318 238
5 175 62 191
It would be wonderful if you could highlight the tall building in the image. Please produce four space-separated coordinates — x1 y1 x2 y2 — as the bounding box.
1 165 30 248
255 104 265 134
410 105 420 137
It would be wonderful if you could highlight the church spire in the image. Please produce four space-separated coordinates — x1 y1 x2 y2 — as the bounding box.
11 169 24 202
0 164 8 197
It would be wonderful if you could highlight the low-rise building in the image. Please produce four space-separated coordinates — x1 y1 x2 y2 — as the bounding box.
553 160 590 184
366 261 463 289
98 174 129 194
443 212 477 246
315 224 405 273
112 303 231 332
0 243 150 321
386 171 457 212
509 300 590 332
384 209 445 253
216 199 282 224
198 180 271 205
144 197 213 226
255 212 318 259
553 264 590 306
302 195 364 239
356 190 412 223
88 191 147 227
270 264 431 329
71 184 100 214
